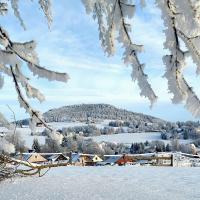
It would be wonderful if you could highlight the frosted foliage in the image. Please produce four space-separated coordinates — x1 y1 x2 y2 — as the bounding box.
49 131 64 145
0 138 15 154
9 0 52 28
0 50 22 67
27 63 69 82
0 2 7 15
156 0 200 117
12 41 39 65
82 0 157 107
0 0 200 132
0 112 10 129
11 0 26 30
82 0 200 117
0 1 69 133
39 0 53 27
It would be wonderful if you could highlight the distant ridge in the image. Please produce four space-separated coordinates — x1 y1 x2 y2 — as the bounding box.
43 104 166 124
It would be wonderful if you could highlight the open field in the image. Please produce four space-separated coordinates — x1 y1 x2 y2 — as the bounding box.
1 166 200 200
91 132 161 144
90 132 192 145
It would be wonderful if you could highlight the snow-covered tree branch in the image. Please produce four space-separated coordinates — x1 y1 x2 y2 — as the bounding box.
82 0 157 107
82 0 200 117
1 0 200 132
0 1 69 133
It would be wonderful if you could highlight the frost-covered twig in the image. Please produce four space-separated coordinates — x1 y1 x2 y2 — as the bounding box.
82 0 200 116
82 0 157 107
157 0 200 117
0 22 69 132
10 65 53 132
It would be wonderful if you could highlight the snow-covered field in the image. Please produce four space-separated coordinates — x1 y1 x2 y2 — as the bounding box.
1 166 200 200
17 121 192 148
48 120 112 129
91 132 192 145
48 122 88 129
91 132 161 144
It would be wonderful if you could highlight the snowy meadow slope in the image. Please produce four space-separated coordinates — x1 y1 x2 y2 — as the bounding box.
1 166 200 200
90 132 192 145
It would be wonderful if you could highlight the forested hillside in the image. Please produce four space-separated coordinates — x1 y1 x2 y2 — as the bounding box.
43 104 166 124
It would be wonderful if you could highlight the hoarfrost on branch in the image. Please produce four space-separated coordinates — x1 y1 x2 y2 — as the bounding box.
0 1 69 136
0 0 200 132
82 0 200 117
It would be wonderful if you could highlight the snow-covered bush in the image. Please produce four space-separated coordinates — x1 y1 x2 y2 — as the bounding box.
5 130 26 153
0 138 15 154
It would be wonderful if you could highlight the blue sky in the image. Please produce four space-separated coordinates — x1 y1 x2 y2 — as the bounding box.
0 0 199 122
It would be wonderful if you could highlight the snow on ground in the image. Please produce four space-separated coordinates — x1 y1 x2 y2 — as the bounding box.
1 166 200 200
91 132 160 144
17 121 192 148
16 120 112 148
48 120 111 129
48 122 88 129
90 132 193 145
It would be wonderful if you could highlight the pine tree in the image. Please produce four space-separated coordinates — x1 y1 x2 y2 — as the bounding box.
32 138 41 153
130 143 134 154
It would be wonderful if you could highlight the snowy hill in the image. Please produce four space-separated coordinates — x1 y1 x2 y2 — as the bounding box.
43 104 166 124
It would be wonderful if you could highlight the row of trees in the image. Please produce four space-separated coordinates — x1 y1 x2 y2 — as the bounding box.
31 135 198 156
32 135 130 156
130 140 197 155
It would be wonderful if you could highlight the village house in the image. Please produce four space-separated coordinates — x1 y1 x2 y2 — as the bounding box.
115 154 136 166
48 154 69 163
18 153 48 164
41 153 69 164
69 153 103 166
17 153 69 164
80 154 103 166
154 153 173 166
70 153 85 166
98 155 123 166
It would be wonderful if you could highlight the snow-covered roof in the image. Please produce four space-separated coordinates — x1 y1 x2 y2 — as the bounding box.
21 154 32 161
48 154 69 162
71 153 80 163
103 155 122 164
